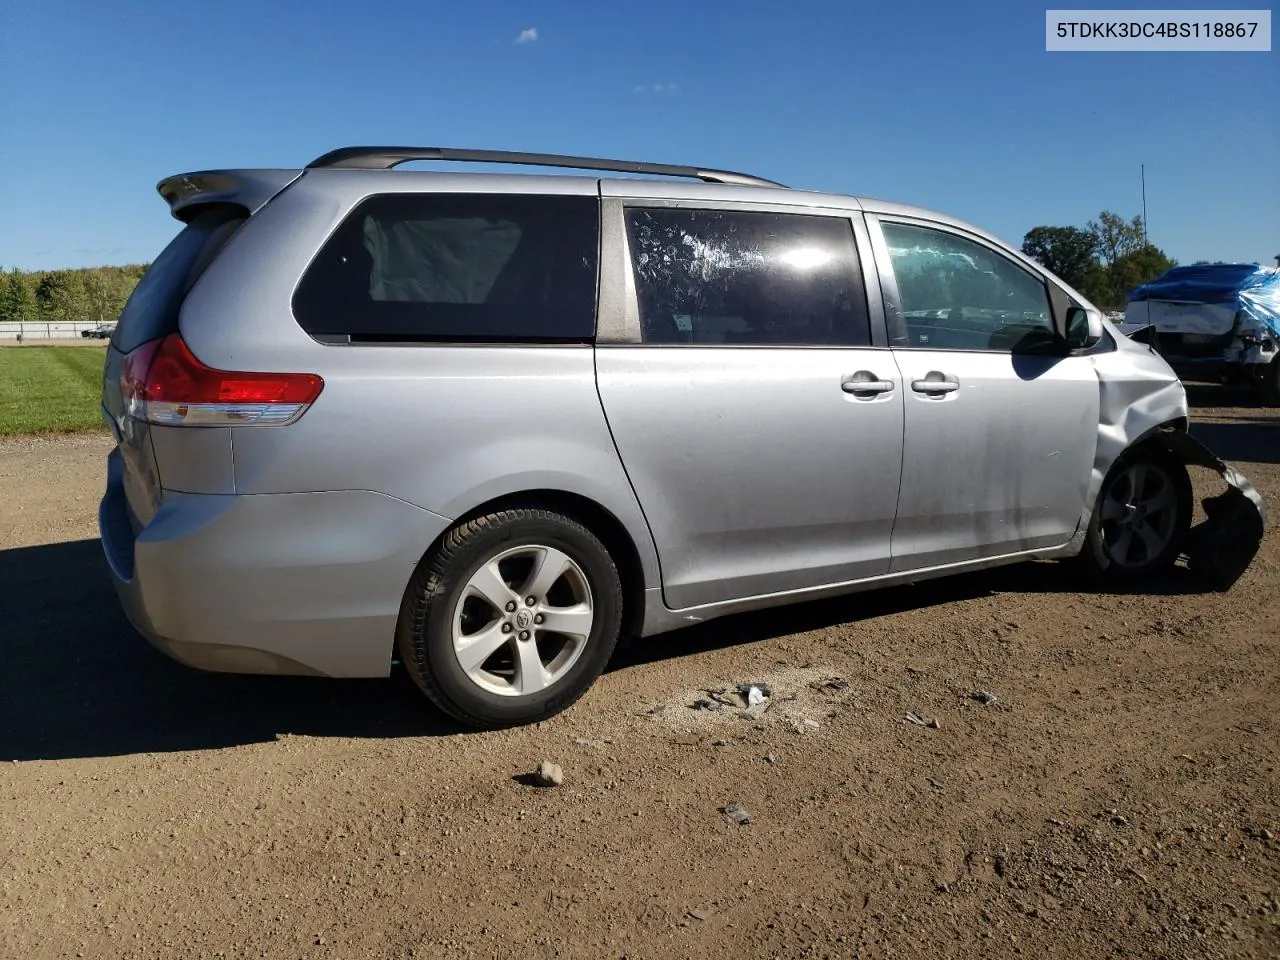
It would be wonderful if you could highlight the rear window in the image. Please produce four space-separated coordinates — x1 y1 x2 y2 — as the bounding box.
111 204 247 353
291 193 599 343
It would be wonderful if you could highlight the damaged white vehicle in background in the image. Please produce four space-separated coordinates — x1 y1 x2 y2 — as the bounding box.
1123 263 1280 404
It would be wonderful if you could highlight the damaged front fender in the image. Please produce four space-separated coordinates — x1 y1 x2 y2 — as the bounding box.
1085 320 1267 590
1155 427 1267 590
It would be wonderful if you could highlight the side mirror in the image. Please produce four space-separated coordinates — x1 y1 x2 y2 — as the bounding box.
1065 306 1104 351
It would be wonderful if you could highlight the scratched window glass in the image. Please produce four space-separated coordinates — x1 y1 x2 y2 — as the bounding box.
624 208 870 346
881 222 1055 353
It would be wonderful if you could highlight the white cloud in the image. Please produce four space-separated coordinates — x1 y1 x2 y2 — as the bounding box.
515 28 538 43
634 82 680 94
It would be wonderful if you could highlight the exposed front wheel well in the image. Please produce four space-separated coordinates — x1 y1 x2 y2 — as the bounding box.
1155 414 1191 437
1113 417 1191 465
421 490 647 643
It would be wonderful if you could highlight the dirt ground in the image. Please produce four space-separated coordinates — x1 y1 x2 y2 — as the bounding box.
2 388 1277 960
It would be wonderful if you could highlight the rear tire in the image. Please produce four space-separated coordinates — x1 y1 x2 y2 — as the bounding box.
397 508 623 729
1077 444 1192 586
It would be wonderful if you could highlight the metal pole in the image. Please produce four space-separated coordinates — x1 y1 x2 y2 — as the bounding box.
1141 164 1148 246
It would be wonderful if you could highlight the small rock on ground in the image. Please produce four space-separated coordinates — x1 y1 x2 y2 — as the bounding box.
723 802 751 825
534 761 564 787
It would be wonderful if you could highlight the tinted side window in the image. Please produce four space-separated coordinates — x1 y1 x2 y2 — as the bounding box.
112 204 247 353
625 207 870 346
293 194 599 342
881 222 1055 352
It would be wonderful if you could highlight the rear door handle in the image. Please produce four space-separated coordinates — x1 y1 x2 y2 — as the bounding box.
841 372 895 398
910 373 959 396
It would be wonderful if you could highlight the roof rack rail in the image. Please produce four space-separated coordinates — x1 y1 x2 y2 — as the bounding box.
305 146 785 188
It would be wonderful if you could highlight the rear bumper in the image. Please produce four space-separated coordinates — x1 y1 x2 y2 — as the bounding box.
99 448 453 677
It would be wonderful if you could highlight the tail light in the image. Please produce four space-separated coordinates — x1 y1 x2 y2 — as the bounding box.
121 333 323 427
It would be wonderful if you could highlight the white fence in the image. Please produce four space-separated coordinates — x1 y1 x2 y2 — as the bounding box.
0 321 110 341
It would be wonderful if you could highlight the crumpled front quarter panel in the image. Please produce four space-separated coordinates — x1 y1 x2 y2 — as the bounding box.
1080 327 1190 535
1086 324 1267 586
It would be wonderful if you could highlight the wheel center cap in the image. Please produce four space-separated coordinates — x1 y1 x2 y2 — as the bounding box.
514 608 533 630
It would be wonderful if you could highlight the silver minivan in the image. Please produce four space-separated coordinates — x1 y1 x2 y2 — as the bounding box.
99 146 1266 728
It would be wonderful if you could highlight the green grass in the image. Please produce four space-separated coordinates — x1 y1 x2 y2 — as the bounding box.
0 345 110 435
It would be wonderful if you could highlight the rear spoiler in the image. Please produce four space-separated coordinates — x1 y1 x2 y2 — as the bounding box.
156 169 303 222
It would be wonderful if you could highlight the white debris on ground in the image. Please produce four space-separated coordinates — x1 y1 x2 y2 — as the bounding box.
639 666 850 734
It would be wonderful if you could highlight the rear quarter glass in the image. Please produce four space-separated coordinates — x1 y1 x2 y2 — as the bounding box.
111 204 247 354
290 193 599 343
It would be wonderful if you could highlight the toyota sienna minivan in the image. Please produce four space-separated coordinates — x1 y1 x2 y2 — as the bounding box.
99 146 1266 728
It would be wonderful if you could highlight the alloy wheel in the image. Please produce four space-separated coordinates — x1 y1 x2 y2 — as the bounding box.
1099 462 1180 568
450 545 594 697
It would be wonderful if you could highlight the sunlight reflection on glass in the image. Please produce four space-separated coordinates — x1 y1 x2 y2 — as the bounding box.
778 247 833 270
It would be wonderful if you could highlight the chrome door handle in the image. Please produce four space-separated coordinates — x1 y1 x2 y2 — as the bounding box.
910 374 959 395
841 372 895 397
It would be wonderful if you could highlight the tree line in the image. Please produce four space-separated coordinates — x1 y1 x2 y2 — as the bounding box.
1021 211 1176 312
1 265 148 324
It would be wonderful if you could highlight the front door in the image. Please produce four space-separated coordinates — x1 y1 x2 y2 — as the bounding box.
871 217 1101 572
595 203 905 610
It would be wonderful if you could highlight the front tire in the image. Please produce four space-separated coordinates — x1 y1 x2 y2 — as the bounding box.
397 508 623 728
1078 445 1192 586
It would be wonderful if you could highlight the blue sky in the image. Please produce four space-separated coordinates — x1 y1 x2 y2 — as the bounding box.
1 0 1276 270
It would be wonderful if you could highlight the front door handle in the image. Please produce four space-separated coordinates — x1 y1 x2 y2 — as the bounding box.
841 372 895 398
910 372 959 396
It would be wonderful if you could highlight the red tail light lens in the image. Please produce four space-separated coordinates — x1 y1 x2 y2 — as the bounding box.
121 334 323 427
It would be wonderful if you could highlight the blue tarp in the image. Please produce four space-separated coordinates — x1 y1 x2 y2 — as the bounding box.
1128 263 1280 336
